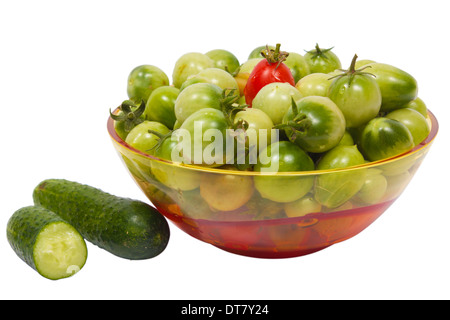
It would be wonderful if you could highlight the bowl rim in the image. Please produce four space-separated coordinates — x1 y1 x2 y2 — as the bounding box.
107 108 439 176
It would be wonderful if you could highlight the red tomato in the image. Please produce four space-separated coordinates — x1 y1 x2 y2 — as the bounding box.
244 44 295 107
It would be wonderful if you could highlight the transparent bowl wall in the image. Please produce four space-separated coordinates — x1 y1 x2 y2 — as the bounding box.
107 110 438 258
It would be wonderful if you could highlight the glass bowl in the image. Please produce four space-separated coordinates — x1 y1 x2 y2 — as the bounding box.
107 110 438 258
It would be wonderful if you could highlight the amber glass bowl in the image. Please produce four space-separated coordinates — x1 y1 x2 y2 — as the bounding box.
107 110 438 258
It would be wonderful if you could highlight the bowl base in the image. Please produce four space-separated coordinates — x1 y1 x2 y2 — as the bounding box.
154 198 395 259
212 244 331 259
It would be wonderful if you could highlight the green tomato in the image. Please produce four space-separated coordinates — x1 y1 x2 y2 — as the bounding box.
281 96 346 153
354 169 387 205
174 83 223 124
284 52 311 83
231 108 275 168
177 108 229 167
112 101 145 141
185 68 239 93
200 171 254 212
173 188 212 220
253 141 315 203
205 49 240 74
364 63 418 112
382 170 411 201
317 145 366 170
172 52 214 88
125 121 170 155
338 130 354 146
178 77 205 92
304 44 342 73
354 59 376 69
295 73 334 97
359 117 414 161
328 69 343 77
385 108 430 146
127 65 169 103
144 86 179 130
314 145 366 208
234 108 274 146
114 118 129 141
328 70 382 128
121 154 153 182
248 45 275 59
284 194 322 218
399 97 428 118
151 135 201 191
239 58 264 74
252 82 303 125
380 154 416 177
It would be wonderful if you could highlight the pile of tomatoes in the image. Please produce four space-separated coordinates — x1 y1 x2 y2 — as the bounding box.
111 43 431 210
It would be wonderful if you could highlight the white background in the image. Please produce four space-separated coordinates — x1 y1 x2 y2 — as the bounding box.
1 0 449 300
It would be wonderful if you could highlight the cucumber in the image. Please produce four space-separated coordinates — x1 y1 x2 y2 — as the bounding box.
7 206 87 280
32 179 170 260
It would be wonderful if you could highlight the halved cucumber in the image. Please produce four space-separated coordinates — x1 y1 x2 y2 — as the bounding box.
7 206 87 280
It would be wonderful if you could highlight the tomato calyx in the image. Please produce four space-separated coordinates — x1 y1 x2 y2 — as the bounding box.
147 128 173 154
261 43 290 69
227 65 241 77
273 98 312 141
220 88 249 131
329 54 374 85
219 88 256 170
305 43 335 60
110 99 145 133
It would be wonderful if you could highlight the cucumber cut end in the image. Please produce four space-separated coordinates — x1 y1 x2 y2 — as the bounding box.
33 222 87 280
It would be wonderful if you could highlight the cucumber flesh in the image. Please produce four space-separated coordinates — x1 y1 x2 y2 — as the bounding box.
7 206 88 280
34 222 87 280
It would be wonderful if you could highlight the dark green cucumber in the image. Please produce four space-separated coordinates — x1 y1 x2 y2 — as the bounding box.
7 206 87 280
32 179 170 260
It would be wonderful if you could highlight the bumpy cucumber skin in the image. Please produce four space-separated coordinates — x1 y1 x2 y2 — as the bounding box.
32 179 170 260
6 205 86 279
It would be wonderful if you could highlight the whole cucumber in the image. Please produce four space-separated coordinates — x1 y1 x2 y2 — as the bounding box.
33 179 170 260
7 206 88 280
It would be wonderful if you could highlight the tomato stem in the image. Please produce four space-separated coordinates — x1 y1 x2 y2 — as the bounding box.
328 54 375 85
273 98 311 141
261 43 289 68
349 54 358 73
306 43 335 60
110 100 145 133
147 129 173 153
220 88 249 130
219 88 254 170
